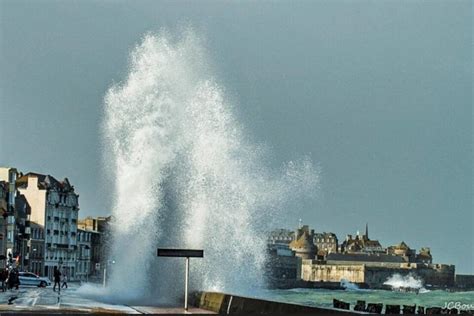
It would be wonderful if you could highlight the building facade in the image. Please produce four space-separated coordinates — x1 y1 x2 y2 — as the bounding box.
313 232 338 255
76 229 92 281
16 173 79 279
289 225 317 260
339 224 384 254
77 216 112 279
0 167 32 271
29 222 45 275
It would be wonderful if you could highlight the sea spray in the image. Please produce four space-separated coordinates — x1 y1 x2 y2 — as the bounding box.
100 29 319 304
384 273 425 290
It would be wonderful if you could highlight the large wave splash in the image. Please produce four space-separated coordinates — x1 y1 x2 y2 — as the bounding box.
101 29 319 304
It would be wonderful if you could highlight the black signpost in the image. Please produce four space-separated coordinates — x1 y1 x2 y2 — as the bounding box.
157 248 204 311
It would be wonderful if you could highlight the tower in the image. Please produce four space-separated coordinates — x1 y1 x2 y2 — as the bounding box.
365 222 369 240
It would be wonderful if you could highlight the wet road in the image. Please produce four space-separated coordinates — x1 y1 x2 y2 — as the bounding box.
0 283 139 313
0 283 214 314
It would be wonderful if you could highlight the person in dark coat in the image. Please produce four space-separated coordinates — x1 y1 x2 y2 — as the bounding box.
53 266 61 292
0 269 8 292
7 268 19 290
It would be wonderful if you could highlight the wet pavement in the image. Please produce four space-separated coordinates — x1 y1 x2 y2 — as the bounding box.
0 283 214 314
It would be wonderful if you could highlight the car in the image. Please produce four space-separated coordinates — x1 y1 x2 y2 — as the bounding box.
18 272 51 287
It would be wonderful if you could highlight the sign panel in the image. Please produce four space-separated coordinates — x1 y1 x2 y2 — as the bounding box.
157 248 204 258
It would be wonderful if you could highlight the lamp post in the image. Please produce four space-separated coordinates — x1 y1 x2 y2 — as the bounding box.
102 259 115 288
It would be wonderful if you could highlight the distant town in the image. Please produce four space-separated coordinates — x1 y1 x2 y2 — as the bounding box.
1 166 473 293
266 224 474 291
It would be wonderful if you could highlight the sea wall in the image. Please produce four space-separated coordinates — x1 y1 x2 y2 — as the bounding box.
192 291 358 315
301 260 455 289
301 261 365 283
455 274 474 290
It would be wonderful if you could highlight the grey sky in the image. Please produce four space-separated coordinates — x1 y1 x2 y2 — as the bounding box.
0 1 472 273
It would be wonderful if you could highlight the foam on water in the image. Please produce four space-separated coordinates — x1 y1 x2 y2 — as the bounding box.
384 273 425 290
340 279 361 291
99 29 319 304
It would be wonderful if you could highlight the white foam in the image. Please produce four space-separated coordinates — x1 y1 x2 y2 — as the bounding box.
101 28 319 304
384 273 424 289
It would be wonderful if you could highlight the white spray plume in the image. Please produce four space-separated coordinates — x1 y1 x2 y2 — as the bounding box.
100 28 320 304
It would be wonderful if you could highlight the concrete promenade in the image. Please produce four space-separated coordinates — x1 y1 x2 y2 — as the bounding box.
0 283 214 314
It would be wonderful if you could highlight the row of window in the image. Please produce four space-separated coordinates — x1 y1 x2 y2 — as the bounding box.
47 216 77 223
46 229 76 236
315 239 336 243
77 233 92 242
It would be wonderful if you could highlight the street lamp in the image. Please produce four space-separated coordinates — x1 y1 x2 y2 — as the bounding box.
102 260 115 288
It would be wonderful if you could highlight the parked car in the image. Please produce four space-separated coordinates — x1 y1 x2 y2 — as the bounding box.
18 272 51 287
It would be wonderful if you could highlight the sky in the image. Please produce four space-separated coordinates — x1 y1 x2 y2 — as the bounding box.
0 0 472 273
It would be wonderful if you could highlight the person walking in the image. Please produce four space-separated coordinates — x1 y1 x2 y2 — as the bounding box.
7 267 19 290
53 266 61 292
0 268 7 292
61 269 68 289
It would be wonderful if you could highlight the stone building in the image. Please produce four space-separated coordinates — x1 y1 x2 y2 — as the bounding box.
16 173 79 279
76 229 92 281
289 225 316 259
29 222 45 275
416 247 433 264
313 232 338 255
339 224 384 254
77 216 112 278
0 181 8 266
386 241 416 262
268 229 294 245
266 244 301 288
0 167 32 271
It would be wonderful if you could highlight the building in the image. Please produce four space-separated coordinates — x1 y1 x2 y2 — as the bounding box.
29 222 45 275
268 229 294 245
16 173 79 279
289 225 316 260
266 243 301 288
0 181 8 265
313 232 338 256
77 216 112 279
339 224 384 254
416 247 433 264
0 167 32 271
76 229 92 281
386 241 416 262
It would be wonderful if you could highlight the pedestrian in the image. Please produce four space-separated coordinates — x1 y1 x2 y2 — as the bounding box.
7 267 19 290
53 266 61 292
61 270 68 289
0 268 7 292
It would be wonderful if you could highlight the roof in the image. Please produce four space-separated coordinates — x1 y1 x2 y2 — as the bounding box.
392 241 410 250
364 240 382 248
327 253 405 263
29 221 44 229
17 172 74 192
269 229 294 238
314 232 337 239
289 231 316 251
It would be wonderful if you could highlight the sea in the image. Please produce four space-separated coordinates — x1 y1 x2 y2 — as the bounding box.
254 288 474 310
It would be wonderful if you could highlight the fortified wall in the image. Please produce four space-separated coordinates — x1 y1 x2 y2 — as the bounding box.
301 260 455 288
302 260 365 284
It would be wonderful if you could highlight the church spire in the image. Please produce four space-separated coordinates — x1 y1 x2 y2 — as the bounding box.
365 222 369 240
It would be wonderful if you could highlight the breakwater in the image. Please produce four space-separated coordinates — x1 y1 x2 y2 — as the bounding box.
192 291 474 314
